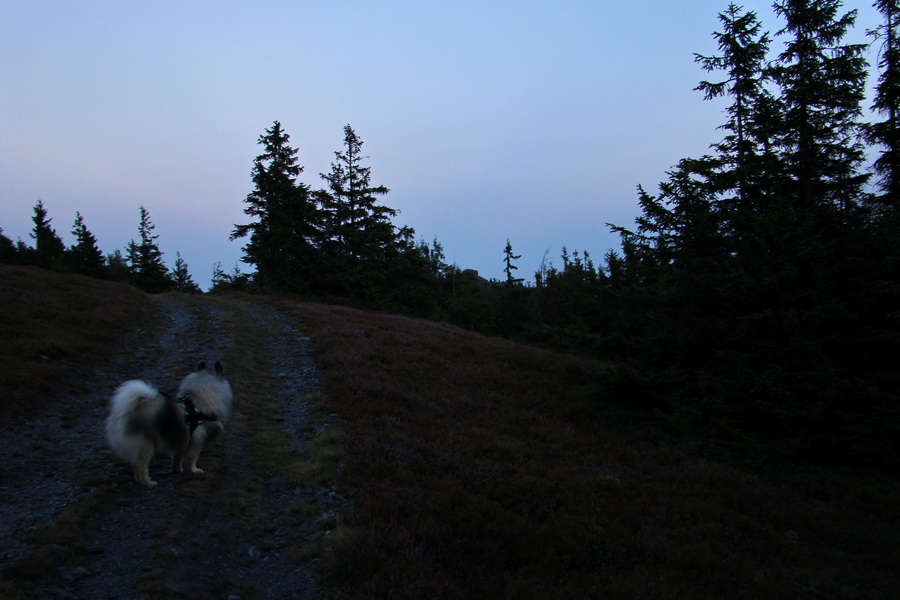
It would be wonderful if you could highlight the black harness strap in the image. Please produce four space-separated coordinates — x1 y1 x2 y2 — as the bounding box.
177 395 216 437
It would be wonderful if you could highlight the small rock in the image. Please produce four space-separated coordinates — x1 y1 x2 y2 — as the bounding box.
69 566 91 579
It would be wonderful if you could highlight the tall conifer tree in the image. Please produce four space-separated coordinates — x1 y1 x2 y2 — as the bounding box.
867 0 900 205
171 251 201 293
30 200 65 269
317 125 396 292
772 0 870 216
695 4 781 222
128 206 171 293
0 228 16 264
231 121 322 292
502 239 524 286
68 212 105 277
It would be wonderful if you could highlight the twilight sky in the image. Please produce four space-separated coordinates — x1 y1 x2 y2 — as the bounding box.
0 1 882 288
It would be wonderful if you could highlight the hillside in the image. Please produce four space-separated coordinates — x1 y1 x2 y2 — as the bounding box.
0 266 339 599
1 265 899 599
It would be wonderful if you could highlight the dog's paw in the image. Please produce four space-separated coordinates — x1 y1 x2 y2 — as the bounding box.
190 467 204 474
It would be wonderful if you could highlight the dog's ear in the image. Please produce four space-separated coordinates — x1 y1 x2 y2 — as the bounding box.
214 361 224 374
197 361 206 372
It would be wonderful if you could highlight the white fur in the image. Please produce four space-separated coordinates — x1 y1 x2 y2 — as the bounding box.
178 368 233 422
105 380 169 487
174 363 233 474
106 364 234 486
106 380 161 464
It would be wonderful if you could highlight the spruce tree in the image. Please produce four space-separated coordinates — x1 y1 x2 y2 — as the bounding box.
171 251 201 293
318 124 396 293
128 206 171 293
319 126 394 255
692 4 789 325
231 121 322 292
105 249 129 282
695 3 781 222
210 262 228 291
867 0 900 206
68 212 105 277
30 200 65 269
0 227 18 264
502 239 524 286
771 0 870 216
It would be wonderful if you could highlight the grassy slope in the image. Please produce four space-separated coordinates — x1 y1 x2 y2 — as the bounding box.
2 269 897 599
0 265 151 416
261 295 900 600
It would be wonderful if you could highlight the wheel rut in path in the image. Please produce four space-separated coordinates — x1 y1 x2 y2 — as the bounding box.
0 295 345 600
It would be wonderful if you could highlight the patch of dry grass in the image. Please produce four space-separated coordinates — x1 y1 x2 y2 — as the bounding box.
3 481 115 584
252 295 900 600
0 265 151 417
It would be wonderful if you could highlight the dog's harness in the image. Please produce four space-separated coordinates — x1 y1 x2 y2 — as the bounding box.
176 395 216 437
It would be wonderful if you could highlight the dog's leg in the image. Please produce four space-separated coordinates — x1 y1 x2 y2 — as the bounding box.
134 446 157 487
184 422 223 474
184 431 204 474
172 453 184 474
185 445 204 474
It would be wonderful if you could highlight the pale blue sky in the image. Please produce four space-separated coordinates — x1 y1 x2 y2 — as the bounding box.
0 1 882 287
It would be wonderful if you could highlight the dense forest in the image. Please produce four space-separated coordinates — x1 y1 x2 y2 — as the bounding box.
3 0 898 466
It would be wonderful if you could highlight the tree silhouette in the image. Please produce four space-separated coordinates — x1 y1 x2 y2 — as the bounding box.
867 0 900 205
0 228 16 263
317 124 396 294
772 0 870 216
231 121 323 292
695 3 780 223
128 206 171 293
105 249 129 282
171 251 201 293
502 239 523 286
68 212 105 277
29 200 65 269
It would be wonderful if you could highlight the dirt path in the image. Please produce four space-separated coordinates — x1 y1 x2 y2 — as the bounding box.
0 295 346 600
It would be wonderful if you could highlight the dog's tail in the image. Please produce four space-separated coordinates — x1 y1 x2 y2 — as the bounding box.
108 380 160 416
106 380 163 464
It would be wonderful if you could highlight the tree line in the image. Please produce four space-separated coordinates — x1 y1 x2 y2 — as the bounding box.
228 122 448 308
1 201 202 294
225 121 550 326
509 0 899 466
236 0 893 467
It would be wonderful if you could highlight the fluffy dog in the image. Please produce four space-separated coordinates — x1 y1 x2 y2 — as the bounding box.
106 380 192 487
173 361 233 475
105 361 232 487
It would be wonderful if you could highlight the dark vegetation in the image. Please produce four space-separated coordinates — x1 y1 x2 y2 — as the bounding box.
264 295 900 600
2 267 898 598
1 200 202 294
0 265 151 416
